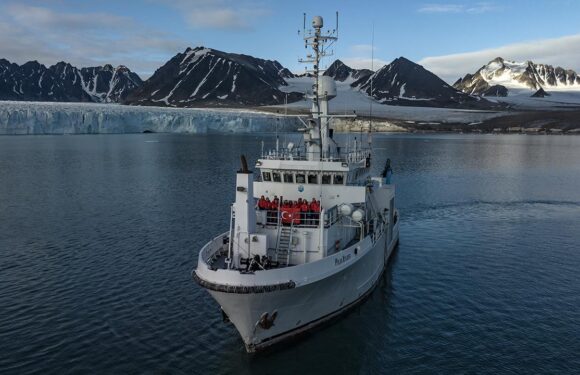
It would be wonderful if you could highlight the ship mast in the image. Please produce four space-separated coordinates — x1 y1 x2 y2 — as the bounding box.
299 14 339 161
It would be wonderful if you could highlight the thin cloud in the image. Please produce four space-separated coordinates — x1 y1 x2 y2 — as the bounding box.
418 2 499 14
419 34 580 83
187 9 249 29
350 44 378 55
0 2 188 77
6 3 130 31
159 0 270 30
341 57 390 71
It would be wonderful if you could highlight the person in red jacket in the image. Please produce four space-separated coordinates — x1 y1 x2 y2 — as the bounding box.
266 197 275 224
310 198 320 225
258 195 266 210
300 199 309 226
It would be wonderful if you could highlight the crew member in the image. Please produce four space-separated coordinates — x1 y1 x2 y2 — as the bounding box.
300 199 309 226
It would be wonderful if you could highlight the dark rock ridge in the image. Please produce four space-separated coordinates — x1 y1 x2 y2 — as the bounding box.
531 88 550 97
323 59 372 82
0 59 142 102
352 57 487 108
482 85 508 97
454 57 580 96
125 47 301 107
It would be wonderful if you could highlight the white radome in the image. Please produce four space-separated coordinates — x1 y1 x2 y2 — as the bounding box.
339 203 354 216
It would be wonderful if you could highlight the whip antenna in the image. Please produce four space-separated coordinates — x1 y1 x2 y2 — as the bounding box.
368 21 374 149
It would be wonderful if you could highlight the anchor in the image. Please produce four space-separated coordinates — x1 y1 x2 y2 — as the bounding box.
256 310 278 330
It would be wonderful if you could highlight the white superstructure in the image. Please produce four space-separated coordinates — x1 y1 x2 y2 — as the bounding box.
193 14 399 352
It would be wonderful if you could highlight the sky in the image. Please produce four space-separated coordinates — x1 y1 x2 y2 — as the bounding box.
1 0 580 83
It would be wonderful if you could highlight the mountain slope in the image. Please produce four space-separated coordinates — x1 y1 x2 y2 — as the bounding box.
125 47 300 107
454 57 580 96
0 59 142 102
352 57 486 108
323 59 372 82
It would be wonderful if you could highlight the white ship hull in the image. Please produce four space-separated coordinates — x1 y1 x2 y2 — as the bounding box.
198 225 399 352
193 13 401 353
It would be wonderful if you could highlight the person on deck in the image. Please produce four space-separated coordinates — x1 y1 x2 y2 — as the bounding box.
310 198 320 226
258 196 266 210
300 199 309 225
257 196 267 224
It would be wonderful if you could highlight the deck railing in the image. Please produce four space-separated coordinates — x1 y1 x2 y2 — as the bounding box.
256 210 322 228
256 206 345 229
261 147 369 164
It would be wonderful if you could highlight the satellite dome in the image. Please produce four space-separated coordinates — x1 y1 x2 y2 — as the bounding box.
312 16 323 28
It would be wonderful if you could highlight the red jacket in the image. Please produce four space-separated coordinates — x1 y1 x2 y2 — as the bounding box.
310 202 320 212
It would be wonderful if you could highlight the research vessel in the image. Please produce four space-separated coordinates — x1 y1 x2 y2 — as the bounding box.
193 14 399 352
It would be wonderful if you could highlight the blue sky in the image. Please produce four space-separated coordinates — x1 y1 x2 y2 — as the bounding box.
1 0 579 82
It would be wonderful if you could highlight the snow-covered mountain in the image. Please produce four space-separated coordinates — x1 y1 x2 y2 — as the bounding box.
352 57 485 108
323 59 372 82
454 57 580 96
125 47 300 107
0 59 142 102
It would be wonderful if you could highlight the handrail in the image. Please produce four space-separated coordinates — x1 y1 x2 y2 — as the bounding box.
261 147 370 163
287 219 294 265
257 209 322 228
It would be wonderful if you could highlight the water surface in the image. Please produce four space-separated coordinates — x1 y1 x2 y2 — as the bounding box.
0 133 579 374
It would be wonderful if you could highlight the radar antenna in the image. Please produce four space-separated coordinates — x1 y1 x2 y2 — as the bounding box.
298 13 349 161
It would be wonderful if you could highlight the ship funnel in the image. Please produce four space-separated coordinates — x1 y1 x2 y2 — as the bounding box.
234 155 256 236
239 154 250 174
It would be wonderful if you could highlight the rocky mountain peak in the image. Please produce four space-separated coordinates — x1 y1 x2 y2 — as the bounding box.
352 56 488 108
454 57 580 96
323 59 372 82
125 46 300 107
0 58 142 102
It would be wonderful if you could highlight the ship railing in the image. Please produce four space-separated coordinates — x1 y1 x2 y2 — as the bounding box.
200 232 229 269
323 205 341 227
256 207 344 229
260 148 369 163
256 210 322 228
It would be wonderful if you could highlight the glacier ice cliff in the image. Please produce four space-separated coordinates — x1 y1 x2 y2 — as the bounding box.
0 102 300 135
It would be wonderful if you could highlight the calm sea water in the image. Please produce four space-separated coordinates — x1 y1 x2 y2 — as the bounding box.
1 133 579 374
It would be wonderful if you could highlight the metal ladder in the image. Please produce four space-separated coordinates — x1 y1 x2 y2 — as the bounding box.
276 224 293 266
226 205 236 269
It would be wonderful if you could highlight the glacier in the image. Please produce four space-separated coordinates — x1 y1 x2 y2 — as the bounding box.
0 101 301 135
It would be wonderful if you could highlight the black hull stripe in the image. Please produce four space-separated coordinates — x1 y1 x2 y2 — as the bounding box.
192 272 296 294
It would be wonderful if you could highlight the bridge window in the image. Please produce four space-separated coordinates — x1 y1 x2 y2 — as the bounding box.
283 173 294 183
308 174 318 184
296 173 306 184
333 174 344 185
262 171 271 182
322 174 331 184
272 172 281 182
